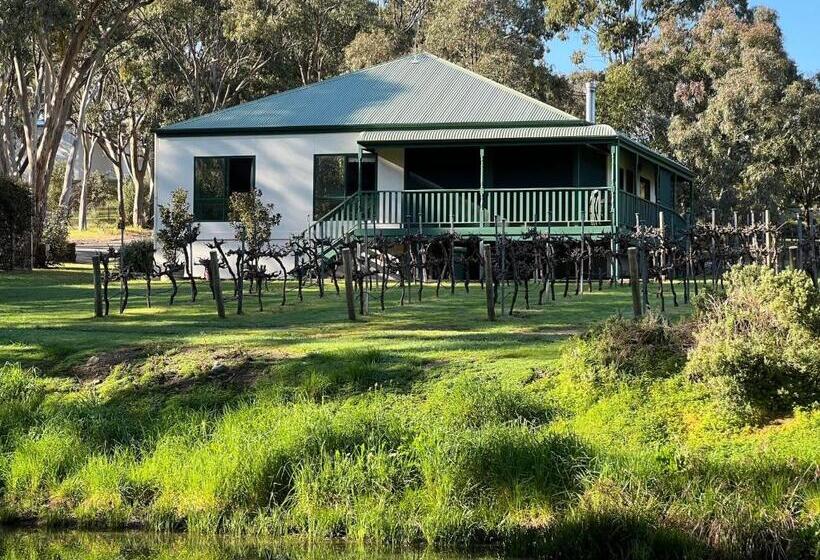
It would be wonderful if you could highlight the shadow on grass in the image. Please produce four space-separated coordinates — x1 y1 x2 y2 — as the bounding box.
39 347 430 452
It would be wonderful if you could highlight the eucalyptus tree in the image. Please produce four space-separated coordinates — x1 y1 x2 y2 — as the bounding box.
664 6 798 216
87 69 131 229
344 0 430 70
276 0 376 86
544 0 751 64
0 0 153 253
745 78 820 217
138 0 283 116
423 0 552 98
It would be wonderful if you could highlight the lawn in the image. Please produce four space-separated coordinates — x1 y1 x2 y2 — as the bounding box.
0 266 817 559
0 265 672 372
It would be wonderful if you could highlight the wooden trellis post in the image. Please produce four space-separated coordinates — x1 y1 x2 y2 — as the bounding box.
342 247 356 321
628 247 642 318
484 243 495 321
92 255 103 318
209 250 225 318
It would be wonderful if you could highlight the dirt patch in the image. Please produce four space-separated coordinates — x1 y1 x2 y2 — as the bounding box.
76 347 149 382
74 345 288 392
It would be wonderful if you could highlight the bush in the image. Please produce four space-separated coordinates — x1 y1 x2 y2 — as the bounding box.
561 313 688 388
156 188 199 264
42 207 72 264
685 265 820 415
120 239 155 275
0 176 32 270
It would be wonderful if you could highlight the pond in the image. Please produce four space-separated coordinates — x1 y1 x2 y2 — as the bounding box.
0 530 497 560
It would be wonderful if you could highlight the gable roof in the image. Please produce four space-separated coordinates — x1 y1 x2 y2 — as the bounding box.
157 52 583 135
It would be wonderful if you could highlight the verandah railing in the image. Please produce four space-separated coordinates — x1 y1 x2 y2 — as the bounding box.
327 187 613 231
310 188 687 240
618 190 688 238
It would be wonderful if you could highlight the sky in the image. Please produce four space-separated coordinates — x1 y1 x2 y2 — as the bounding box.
545 0 820 77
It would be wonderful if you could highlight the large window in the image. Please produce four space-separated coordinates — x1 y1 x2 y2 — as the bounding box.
313 154 376 219
194 156 255 221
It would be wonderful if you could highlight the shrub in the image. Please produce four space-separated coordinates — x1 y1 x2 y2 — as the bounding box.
228 188 280 259
156 188 199 264
561 313 688 388
685 265 820 415
42 206 71 263
120 239 155 275
0 176 32 270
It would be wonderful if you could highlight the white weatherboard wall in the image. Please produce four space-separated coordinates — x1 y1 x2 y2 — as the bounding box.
154 132 405 276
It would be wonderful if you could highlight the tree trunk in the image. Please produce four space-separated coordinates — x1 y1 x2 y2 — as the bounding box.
59 133 79 208
77 133 97 230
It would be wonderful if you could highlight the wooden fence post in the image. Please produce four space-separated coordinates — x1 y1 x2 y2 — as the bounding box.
484 243 495 321
92 255 103 318
788 246 798 270
209 250 225 318
342 247 356 321
628 247 642 319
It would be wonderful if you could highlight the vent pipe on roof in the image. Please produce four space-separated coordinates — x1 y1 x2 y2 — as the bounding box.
585 81 597 124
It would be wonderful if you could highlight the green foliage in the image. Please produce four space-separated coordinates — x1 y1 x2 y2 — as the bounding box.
423 0 551 99
156 188 199 263
42 207 71 258
0 363 44 450
0 176 32 270
47 161 70 212
561 313 688 388
686 265 820 415
3 425 87 513
120 239 156 275
228 188 281 259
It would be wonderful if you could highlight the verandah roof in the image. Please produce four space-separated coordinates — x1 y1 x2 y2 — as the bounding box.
358 126 694 179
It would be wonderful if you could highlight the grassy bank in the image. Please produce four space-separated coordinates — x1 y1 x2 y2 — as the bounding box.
0 266 817 558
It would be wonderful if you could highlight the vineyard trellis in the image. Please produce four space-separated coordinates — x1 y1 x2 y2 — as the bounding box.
91 207 818 320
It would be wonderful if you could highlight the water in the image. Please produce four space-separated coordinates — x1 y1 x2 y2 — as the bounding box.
0 530 495 560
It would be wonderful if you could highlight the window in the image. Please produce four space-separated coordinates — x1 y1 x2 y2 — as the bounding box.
619 168 636 194
639 177 651 200
313 154 376 220
194 156 255 221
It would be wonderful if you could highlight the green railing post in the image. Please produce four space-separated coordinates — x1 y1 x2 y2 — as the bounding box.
479 147 485 228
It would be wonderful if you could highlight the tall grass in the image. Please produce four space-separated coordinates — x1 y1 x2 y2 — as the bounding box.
0 268 817 558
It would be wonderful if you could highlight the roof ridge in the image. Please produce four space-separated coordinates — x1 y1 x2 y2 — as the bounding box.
419 51 582 122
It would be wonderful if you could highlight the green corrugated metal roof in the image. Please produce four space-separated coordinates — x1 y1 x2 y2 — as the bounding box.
358 126 694 178
358 125 617 143
158 52 582 134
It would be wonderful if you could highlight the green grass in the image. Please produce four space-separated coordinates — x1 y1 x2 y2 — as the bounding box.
0 266 817 559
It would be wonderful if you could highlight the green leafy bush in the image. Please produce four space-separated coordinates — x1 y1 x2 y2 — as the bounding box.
42 206 72 263
0 176 32 270
120 239 155 275
560 313 688 388
156 188 199 263
685 265 820 415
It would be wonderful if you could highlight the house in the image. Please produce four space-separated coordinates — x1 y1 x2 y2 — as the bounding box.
154 52 693 272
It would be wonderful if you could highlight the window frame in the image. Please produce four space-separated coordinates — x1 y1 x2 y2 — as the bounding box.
312 153 377 221
193 155 256 222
